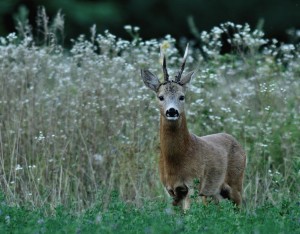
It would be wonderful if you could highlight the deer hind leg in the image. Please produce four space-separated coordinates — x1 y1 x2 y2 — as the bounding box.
228 182 243 207
221 182 243 207
230 189 242 207
220 183 232 199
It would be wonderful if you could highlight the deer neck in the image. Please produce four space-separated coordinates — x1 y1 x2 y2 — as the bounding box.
160 112 191 161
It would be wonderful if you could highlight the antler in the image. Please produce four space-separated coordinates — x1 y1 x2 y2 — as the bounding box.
162 54 169 82
175 44 189 82
160 46 169 82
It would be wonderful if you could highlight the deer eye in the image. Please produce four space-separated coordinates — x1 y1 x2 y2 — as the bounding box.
179 95 185 101
158 96 164 101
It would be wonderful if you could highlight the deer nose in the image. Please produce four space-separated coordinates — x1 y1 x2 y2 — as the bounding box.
166 108 179 118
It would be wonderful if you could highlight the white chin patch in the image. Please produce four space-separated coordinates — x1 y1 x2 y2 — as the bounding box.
166 116 179 121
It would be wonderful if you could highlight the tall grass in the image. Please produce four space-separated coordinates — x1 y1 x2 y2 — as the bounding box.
0 10 299 212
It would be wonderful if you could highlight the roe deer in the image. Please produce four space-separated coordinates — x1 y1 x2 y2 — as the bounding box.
141 44 246 211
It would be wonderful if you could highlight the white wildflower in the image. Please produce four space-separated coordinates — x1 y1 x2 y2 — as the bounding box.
15 164 23 171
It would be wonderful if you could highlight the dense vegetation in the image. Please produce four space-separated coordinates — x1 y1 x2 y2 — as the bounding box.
0 10 299 233
1 195 299 233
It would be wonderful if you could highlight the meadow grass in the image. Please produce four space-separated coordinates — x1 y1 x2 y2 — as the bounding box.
0 9 299 232
0 192 299 234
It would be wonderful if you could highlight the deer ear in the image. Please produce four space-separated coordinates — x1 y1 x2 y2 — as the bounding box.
141 69 161 92
180 71 194 85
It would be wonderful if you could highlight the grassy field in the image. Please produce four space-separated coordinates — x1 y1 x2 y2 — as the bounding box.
1 193 299 234
0 11 299 233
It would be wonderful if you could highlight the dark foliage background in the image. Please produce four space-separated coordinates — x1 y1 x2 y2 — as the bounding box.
0 0 299 43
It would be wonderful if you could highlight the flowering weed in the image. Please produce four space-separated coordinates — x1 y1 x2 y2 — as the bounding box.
0 12 299 219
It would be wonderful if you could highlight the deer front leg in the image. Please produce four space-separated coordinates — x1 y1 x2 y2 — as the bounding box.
176 186 191 212
182 196 191 212
168 185 189 210
201 196 207 206
197 179 208 206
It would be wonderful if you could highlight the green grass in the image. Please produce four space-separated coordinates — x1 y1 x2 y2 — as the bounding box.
1 193 299 234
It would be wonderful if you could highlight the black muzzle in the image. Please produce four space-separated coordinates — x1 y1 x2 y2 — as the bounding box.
166 108 179 118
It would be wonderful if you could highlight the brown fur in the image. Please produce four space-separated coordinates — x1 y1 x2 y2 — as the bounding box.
159 112 246 209
141 45 246 210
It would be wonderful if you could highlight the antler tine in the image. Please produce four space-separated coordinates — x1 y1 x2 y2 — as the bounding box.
175 43 189 82
162 54 169 81
160 46 169 81
160 45 169 82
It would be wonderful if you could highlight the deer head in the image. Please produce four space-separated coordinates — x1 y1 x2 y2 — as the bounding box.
141 44 194 121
